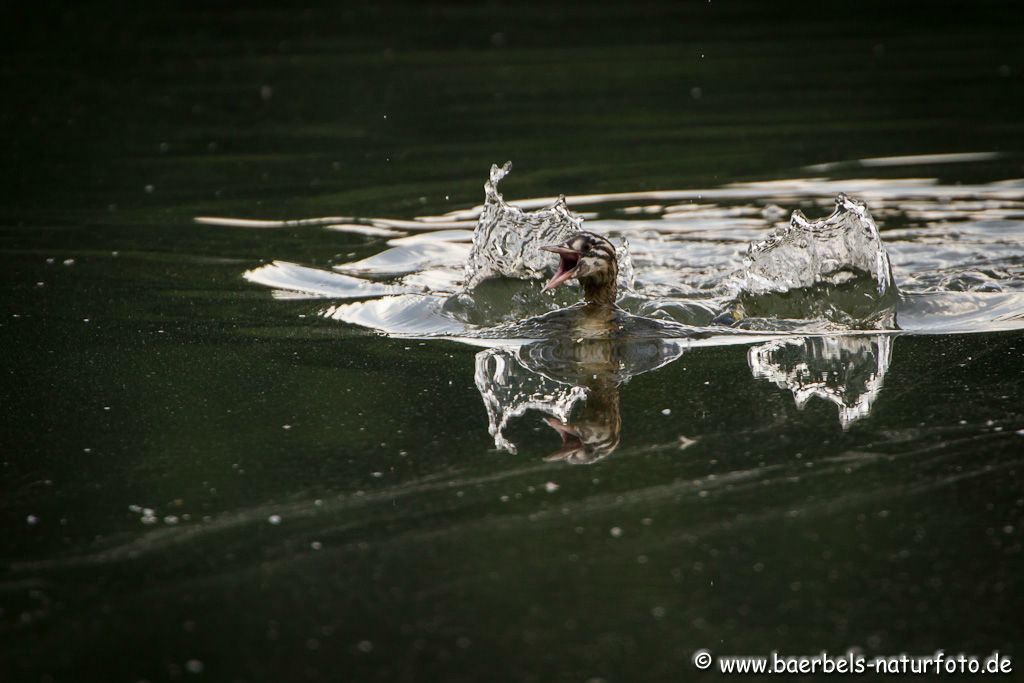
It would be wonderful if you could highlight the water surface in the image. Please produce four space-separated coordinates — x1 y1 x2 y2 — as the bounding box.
2 3 1023 682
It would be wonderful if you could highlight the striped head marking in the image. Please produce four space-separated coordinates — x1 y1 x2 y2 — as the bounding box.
540 231 619 298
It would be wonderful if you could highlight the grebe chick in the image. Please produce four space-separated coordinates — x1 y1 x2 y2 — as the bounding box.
541 231 619 307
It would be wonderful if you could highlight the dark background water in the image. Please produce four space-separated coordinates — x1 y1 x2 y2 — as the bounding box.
2 2 1023 681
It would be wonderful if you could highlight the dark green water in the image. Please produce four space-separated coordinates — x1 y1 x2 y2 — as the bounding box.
3 3 1023 682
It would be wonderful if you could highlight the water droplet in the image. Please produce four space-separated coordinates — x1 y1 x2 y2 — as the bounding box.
268 515 282 525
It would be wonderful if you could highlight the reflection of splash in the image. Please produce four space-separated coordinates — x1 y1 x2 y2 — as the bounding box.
474 348 587 454
474 338 685 463
747 335 893 429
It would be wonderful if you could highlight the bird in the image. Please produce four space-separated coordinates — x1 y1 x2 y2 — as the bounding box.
542 230 746 329
517 336 624 464
542 385 621 464
541 231 619 307
537 229 722 338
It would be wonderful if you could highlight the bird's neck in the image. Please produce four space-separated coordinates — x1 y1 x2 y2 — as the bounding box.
581 278 617 307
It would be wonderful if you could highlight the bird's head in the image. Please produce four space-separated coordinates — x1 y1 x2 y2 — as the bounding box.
542 413 621 465
540 231 618 305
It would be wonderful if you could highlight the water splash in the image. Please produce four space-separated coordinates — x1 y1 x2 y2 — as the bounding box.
726 194 899 329
739 193 894 296
464 162 583 287
231 161 1023 340
464 162 635 294
194 156 1024 465
474 347 588 455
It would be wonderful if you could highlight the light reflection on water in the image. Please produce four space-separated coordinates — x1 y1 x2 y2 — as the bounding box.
228 158 1023 341
224 155 1023 448
748 335 892 430
476 333 892 463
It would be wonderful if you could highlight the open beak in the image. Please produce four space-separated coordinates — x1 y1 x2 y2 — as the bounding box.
542 417 584 461
541 245 581 293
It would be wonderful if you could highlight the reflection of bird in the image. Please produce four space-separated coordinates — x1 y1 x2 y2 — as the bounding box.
477 336 686 464
541 231 619 307
543 379 621 464
533 337 623 464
